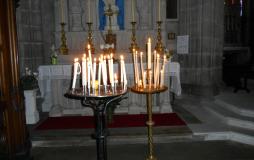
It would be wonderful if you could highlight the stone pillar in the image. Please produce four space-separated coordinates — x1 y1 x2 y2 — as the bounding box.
178 0 224 96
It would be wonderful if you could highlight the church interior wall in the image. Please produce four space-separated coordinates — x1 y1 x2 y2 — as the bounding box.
16 0 225 96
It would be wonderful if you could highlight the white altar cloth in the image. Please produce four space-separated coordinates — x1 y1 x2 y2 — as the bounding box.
38 62 181 117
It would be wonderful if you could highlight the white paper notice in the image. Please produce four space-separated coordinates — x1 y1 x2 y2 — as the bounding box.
177 35 189 54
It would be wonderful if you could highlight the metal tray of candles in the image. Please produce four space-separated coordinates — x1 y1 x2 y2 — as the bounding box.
65 84 128 100
130 85 168 94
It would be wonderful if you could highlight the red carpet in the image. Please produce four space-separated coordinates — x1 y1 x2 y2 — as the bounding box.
36 113 186 130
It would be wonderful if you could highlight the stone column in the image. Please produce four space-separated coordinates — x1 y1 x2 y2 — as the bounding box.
178 0 224 96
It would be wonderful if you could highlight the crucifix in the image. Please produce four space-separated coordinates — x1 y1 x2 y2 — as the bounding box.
104 4 118 53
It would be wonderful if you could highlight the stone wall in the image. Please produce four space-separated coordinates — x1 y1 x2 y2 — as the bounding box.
16 0 224 96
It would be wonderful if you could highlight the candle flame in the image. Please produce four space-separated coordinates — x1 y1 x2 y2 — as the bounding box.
74 58 79 62
87 44 90 49
120 55 124 60
140 52 143 56
148 38 151 43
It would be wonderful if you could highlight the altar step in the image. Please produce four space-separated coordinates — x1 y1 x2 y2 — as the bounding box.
202 100 254 130
201 100 254 145
30 126 201 147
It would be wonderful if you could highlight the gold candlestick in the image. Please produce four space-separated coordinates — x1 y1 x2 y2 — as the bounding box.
131 85 167 160
155 21 164 54
59 22 68 55
129 21 139 53
86 22 95 53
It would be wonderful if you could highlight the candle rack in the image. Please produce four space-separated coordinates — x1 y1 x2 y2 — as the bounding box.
129 21 139 53
65 85 127 160
59 22 68 55
155 21 164 54
86 22 95 54
131 85 167 160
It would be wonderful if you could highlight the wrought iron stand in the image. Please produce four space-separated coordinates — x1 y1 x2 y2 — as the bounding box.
65 86 127 160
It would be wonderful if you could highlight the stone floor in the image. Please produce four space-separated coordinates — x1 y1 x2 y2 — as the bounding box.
28 80 254 160
31 141 254 160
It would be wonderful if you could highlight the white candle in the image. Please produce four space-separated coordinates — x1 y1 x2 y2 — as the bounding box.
72 58 81 89
133 52 137 85
135 51 140 85
143 71 147 88
111 54 114 87
153 51 157 85
92 58 96 89
120 55 124 84
156 54 160 87
88 0 91 23
162 55 166 71
140 52 145 87
149 70 152 88
160 70 164 87
98 58 102 86
88 44 92 62
147 38 151 69
87 58 91 90
123 59 127 87
102 56 107 87
131 0 135 22
82 54 87 87
60 0 64 23
158 0 161 21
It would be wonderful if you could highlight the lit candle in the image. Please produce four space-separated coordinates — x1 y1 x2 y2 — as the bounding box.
87 58 91 91
139 80 142 88
140 52 145 87
120 55 124 84
98 58 102 86
114 73 118 83
123 58 127 88
82 54 87 87
158 0 161 21
111 53 114 88
133 51 137 85
131 0 135 22
88 0 91 23
143 71 147 88
162 55 166 71
92 58 96 89
156 54 160 87
149 70 152 88
88 44 92 62
102 56 107 89
72 58 81 89
147 38 151 69
160 70 164 87
153 51 157 85
135 51 140 86
60 0 64 23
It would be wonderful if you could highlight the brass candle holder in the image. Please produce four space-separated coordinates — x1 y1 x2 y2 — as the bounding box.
131 69 168 160
131 84 168 160
59 22 68 55
129 21 139 53
155 21 164 54
86 22 95 53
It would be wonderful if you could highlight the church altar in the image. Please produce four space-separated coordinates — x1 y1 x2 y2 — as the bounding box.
38 62 181 117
